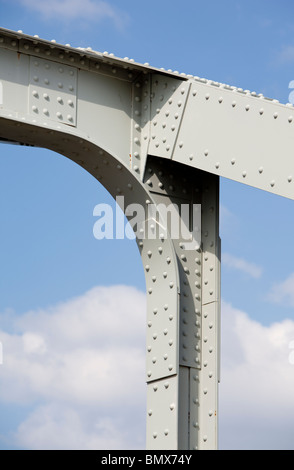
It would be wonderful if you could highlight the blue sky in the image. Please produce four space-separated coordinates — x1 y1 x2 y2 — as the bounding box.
1 0 294 450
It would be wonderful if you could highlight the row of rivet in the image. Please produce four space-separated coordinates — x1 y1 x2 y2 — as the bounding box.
0 33 138 83
148 380 175 440
145 244 175 378
191 88 293 120
182 146 293 191
180 248 202 366
197 180 219 448
4 30 294 108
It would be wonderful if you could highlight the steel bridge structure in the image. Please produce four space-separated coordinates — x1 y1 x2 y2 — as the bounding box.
0 28 294 450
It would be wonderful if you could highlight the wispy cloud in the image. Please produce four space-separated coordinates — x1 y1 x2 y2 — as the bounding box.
268 273 294 307
222 253 263 279
18 0 129 29
276 45 294 65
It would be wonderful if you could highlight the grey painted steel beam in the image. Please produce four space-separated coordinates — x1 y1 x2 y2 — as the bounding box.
0 27 291 450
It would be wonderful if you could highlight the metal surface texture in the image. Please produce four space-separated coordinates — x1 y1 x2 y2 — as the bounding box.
0 27 292 450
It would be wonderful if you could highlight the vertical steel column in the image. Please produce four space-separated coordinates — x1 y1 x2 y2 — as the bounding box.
195 173 220 450
143 157 220 450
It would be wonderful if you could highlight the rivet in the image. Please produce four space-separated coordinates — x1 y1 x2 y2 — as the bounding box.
245 105 250 111
273 112 278 119
259 167 264 174
204 150 209 156
270 180 275 187
232 101 237 107
288 176 293 183
153 432 157 439
242 171 247 178
259 108 264 115
289 116 293 123
170 403 175 411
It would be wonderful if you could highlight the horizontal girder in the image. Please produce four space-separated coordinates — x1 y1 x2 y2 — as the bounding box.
0 27 293 200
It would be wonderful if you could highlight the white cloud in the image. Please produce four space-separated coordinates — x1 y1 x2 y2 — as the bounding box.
222 252 263 279
220 301 294 449
219 204 237 236
268 272 294 307
18 0 128 29
15 404 129 450
276 45 294 65
0 285 147 449
1 284 294 449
